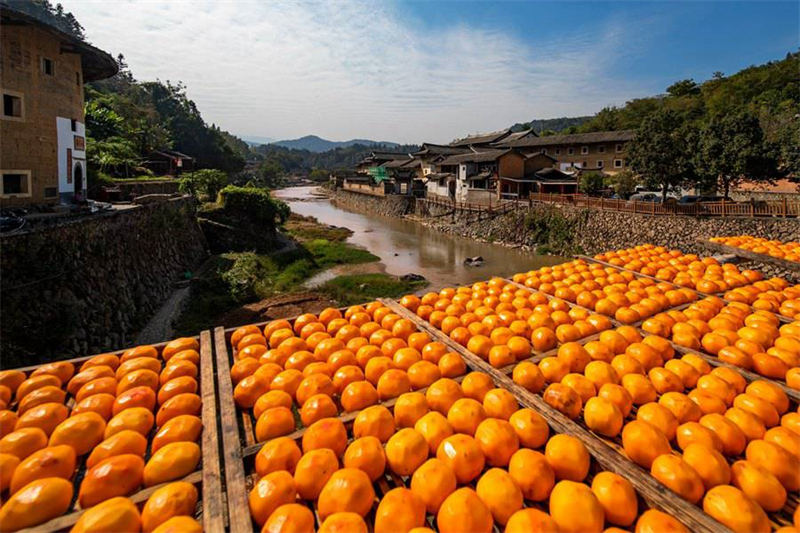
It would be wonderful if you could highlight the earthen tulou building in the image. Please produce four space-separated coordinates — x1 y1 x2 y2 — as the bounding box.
1 3 118 207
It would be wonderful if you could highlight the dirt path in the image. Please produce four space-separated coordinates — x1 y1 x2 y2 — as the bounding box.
135 285 191 345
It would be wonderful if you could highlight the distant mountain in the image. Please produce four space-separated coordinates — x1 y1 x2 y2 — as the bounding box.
241 135 275 147
270 135 401 153
511 116 593 135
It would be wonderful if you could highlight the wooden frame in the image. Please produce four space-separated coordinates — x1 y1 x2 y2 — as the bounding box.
214 303 731 533
7 331 223 533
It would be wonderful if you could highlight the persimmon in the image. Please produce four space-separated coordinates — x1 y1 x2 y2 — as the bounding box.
415 411 454 454
538 357 569 383
587 471 636 527
511 362 544 393
318 512 368 533
87 430 148 469
247 471 297 526
436 487 493 533
317 468 376 519
425 378 463 414
584 396 623 437
544 434 590 481
116 368 159 395
18 386 67 414
634 509 689 533
622 373 657 405
14 402 68 436
438 352 467 377
233 374 271 409
745 439 800 490
474 418 519 467
340 380 379 412
410 458 457 514
659 391 702 423
0 477 73 531
112 386 156 416
650 454 704 503
543 383 582 419
48 411 106 456
255 436 301 477
730 459 786 512
725 407 766 441
394 392 429 428
293 448 338 500
143 441 200 486
72 496 142 533
261 503 315 533
374 488 426 533
9 444 75 495
299 394 337 427
702 485 769 533
79 454 145 507
505 508 560 533
436 433 484 484
549 480 604 533
476 468 523 525
622 420 671 468
151 414 202 453
157 376 198 405
142 481 197 532
386 427 428 476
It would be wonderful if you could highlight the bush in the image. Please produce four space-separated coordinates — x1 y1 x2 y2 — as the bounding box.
578 172 605 196
179 169 229 200
217 185 290 226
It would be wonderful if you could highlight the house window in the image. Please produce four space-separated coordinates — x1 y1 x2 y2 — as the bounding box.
567 147 574 155
1 171 31 197
554 148 560 156
598 146 606 153
541 148 547 155
42 57 54 75
597 160 604 168
76 72 81 86
614 159 623 168
71 119 77 132
616 144 623 153
2 92 23 119
581 146 589 155
582 161 588 168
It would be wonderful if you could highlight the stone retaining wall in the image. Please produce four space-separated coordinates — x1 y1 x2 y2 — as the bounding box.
1 196 208 366
330 189 414 217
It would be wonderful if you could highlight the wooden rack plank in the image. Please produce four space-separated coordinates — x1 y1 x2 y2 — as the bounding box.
379 298 732 533
200 329 225 532
214 326 252 533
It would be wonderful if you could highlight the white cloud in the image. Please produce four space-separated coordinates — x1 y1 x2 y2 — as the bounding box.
69 0 651 143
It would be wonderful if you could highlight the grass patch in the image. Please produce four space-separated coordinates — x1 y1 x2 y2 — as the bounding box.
284 213 352 242
317 274 428 306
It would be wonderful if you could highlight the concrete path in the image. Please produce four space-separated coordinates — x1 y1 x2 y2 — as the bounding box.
135 285 191 345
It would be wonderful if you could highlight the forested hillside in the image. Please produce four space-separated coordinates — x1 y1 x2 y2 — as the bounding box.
270 135 402 152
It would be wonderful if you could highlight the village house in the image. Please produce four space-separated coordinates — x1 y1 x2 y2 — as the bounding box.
1 4 118 206
497 130 636 174
143 149 195 176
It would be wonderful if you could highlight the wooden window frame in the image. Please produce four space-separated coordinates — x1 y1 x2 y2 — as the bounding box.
613 159 624 168
1 170 32 198
581 145 589 155
1 89 25 121
41 57 55 76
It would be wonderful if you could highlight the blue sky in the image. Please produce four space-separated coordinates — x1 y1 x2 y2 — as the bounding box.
69 1 798 144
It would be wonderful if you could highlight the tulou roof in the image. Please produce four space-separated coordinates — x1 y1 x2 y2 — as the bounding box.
496 128 537 144
500 130 636 148
450 128 512 147
534 167 576 181
413 143 472 156
0 3 118 82
438 149 510 166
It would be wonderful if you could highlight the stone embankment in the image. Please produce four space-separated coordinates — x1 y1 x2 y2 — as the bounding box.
328 188 800 281
1 196 208 366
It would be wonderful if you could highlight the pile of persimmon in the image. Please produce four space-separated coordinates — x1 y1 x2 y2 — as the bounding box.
594 244 761 293
513 323 800 530
399 279 614 366
248 369 693 533
644 296 800 387
230 303 468 442
511 259 699 324
0 337 204 531
725 278 800 318
711 235 800 263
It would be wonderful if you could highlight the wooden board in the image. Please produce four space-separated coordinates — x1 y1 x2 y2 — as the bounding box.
701 239 800 273
13 332 219 533
379 298 732 533
214 326 252 533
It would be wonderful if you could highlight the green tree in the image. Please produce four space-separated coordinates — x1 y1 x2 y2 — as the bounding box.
578 172 605 196
606 170 639 198
697 111 778 198
309 169 329 182
627 109 696 201
667 79 700 97
179 169 229 201
256 160 285 188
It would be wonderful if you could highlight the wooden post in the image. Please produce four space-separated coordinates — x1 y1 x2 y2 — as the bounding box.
783 196 787 217
633 200 637 214
652 200 655 216
600 196 604 211
750 200 754 218
721 198 726 217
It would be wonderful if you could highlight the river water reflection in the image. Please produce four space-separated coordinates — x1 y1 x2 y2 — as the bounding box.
274 186 567 290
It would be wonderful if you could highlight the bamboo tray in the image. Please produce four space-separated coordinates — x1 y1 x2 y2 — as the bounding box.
214 301 731 533
5 331 224 533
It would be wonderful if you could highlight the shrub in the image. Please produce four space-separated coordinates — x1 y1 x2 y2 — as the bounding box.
179 169 229 200
217 185 290 226
578 172 605 196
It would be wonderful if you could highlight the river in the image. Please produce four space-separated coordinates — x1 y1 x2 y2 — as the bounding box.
273 186 567 290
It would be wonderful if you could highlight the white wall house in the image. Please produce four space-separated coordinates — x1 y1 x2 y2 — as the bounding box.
56 117 87 203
